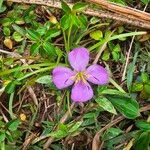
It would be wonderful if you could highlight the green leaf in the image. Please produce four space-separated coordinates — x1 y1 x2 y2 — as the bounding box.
133 132 150 150
136 121 150 131
102 50 110 61
0 0 6 13
7 119 20 131
5 81 16 94
0 132 5 142
102 127 123 141
44 29 61 41
12 31 23 42
49 130 67 139
60 14 71 30
26 29 40 41
132 83 143 92
78 14 88 29
90 30 103 40
43 42 56 56
141 0 150 5
0 18 12 26
127 51 138 91
68 121 83 133
73 2 87 12
144 84 150 94
107 95 139 119
61 1 71 13
30 43 41 55
12 24 26 36
112 51 120 61
141 73 149 83
15 18 25 25
36 75 52 85
95 97 117 114
113 44 121 52
3 27 10 36
100 89 127 96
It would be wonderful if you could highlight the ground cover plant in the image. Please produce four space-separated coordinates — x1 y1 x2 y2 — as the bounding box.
0 0 150 149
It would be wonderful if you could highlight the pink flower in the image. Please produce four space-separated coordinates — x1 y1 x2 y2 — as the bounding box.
52 47 109 102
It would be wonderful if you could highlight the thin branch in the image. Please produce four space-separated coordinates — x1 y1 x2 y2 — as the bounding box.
85 0 150 22
7 0 150 29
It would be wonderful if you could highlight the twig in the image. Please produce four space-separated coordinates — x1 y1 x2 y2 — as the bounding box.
85 0 150 22
121 5 147 82
121 35 135 82
7 0 150 29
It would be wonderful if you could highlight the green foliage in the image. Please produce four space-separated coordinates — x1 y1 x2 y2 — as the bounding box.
95 97 117 114
0 1 149 149
107 95 139 119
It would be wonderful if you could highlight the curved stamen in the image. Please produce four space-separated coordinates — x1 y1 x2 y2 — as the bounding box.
70 71 90 84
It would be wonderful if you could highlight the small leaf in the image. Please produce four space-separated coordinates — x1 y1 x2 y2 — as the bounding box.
44 29 61 41
73 2 87 12
43 42 56 56
102 128 123 141
0 132 5 142
113 44 121 52
12 24 26 36
136 121 150 131
4 38 13 49
61 1 71 13
141 73 149 83
144 84 150 94
0 18 11 26
49 130 67 139
95 97 117 114
100 89 127 96
133 132 150 150
30 43 41 55
15 18 25 25
26 29 40 41
36 75 52 85
102 50 110 61
12 31 23 42
60 14 71 30
7 119 20 131
107 95 139 119
132 83 143 92
68 121 83 133
90 30 103 40
3 27 10 36
127 51 138 91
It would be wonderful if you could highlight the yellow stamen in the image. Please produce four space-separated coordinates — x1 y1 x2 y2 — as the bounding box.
71 71 89 84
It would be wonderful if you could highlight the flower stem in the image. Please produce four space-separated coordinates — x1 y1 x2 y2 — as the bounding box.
67 21 73 52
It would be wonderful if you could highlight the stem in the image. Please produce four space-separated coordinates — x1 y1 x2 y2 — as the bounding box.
67 21 73 52
17 66 55 81
9 92 16 119
62 29 68 52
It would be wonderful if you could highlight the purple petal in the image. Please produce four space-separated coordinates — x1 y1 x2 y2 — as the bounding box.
86 64 109 85
52 67 75 89
71 81 93 102
68 47 89 71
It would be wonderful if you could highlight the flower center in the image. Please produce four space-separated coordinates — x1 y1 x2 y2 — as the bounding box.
71 71 89 84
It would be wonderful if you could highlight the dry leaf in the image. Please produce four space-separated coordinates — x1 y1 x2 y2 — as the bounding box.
138 34 150 42
4 38 13 49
